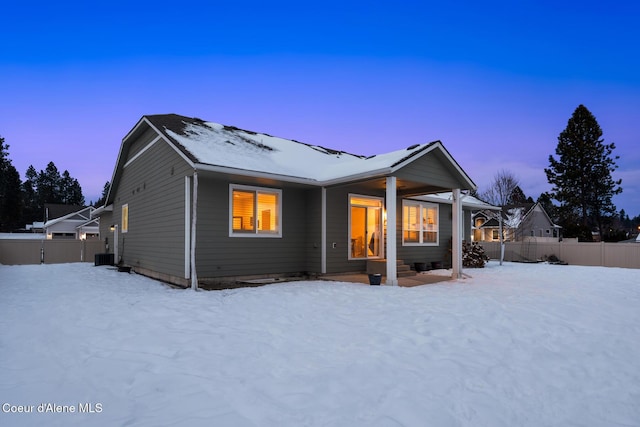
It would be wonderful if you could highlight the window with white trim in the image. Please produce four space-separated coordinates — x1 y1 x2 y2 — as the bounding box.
402 200 438 245
230 184 282 237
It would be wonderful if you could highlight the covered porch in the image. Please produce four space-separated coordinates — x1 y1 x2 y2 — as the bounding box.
321 141 477 286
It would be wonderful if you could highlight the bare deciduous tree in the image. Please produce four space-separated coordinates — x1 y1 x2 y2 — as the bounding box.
479 169 520 206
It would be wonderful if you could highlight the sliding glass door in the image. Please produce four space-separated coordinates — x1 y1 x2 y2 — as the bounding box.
349 195 383 259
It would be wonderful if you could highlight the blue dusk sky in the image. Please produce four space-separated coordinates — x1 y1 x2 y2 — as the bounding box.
1 1 639 216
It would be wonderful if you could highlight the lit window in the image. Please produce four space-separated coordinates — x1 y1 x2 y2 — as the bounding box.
349 195 383 259
402 200 438 245
122 204 129 233
230 185 281 237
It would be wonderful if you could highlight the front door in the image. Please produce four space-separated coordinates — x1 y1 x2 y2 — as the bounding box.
349 195 383 259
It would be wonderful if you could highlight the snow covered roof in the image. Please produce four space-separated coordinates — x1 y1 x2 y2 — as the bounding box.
104 114 478 207
143 114 472 186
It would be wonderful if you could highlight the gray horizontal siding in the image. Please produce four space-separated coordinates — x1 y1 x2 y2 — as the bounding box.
397 203 453 266
128 127 159 159
397 207 473 267
113 138 191 278
396 150 471 190
195 176 313 278
304 188 323 273
324 184 386 274
98 211 113 242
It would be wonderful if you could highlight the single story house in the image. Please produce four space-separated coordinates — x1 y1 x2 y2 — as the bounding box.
43 205 99 240
473 202 561 242
95 114 486 287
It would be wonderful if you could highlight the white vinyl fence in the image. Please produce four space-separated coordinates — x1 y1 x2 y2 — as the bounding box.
480 240 640 269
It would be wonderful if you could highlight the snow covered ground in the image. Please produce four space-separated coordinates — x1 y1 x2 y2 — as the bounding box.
1 262 639 427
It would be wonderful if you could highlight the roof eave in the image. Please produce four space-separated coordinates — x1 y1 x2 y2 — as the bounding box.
194 163 319 185
320 167 394 187
195 163 396 187
412 193 502 210
105 116 151 205
106 116 197 205
91 204 113 218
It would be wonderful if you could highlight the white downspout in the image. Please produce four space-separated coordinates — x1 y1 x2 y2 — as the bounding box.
184 176 191 279
385 176 398 285
113 225 119 264
452 188 463 279
190 171 199 290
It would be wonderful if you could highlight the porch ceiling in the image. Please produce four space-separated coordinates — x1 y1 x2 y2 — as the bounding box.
343 177 455 197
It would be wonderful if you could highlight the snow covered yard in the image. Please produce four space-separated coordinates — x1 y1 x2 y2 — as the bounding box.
1 262 639 427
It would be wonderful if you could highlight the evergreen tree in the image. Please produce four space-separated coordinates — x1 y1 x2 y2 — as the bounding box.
0 138 24 231
37 162 63 206
34 162 85 207
94 181 110 207
60 170 85 205
22 165 39 223
23 162 86 222
545 105 622 240
619 209 628 225
509 186 529 204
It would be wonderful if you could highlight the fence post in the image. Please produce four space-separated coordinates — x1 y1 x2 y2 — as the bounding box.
559 241 562 263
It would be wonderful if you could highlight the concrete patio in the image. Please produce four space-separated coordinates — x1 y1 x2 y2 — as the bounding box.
321 270 454 287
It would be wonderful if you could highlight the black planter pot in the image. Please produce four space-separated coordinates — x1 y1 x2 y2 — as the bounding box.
368 274 382 285
414 262 428 272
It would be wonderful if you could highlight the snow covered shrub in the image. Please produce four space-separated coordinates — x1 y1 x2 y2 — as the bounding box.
462 241 489 268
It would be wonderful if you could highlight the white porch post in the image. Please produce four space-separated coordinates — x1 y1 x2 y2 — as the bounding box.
385 176 398 285
452 188 463 279
321 187 327 274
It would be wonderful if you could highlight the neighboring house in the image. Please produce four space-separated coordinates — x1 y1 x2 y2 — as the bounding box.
25 222 45 233
44 204 84 221
43 205 99 240
473 202 561 242
419 192 500 243
95 114 482 287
